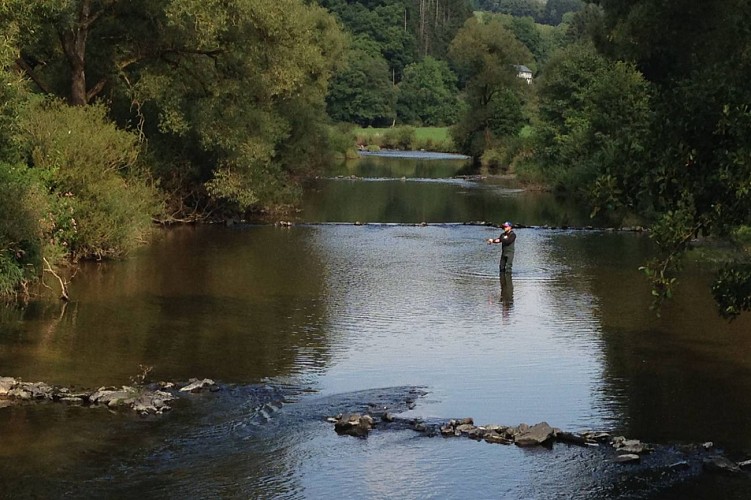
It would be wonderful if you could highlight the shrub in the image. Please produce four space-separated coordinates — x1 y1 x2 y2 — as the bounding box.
326 123 359 159
19 99 162 260
382 126 416 149
0 162 47 297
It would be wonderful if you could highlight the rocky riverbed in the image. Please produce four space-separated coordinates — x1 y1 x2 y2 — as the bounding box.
0 376 219 415
328 407 751 479
4 376 751 493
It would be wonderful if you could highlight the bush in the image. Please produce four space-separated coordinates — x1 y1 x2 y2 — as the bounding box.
382 126 416 149
327 123 359 160
0 162 47 297
19 99 162 260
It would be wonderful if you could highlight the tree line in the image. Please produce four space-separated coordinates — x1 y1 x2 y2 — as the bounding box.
1 0 750 318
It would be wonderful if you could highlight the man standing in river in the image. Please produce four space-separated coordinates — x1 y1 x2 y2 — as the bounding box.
487 222 516 273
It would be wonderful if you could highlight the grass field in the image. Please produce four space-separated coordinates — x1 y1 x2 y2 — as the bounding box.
351 126 455 152
353 126 450 141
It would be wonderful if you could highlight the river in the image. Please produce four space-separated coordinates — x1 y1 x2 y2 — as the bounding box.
1 153 750 499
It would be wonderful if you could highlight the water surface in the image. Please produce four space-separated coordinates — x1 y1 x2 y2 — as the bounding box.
2 154 750 499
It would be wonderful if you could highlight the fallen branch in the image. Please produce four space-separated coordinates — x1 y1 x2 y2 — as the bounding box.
42 257 70 302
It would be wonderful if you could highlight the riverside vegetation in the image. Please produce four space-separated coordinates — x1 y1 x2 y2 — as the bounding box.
1 0 750 318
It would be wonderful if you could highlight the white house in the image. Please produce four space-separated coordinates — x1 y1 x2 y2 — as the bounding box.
514 65 533 84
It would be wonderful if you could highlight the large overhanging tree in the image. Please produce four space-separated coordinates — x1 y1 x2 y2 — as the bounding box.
584 0 751 318
12 0 346 216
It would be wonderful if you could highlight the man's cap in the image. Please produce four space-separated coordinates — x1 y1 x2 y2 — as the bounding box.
502 221 512 227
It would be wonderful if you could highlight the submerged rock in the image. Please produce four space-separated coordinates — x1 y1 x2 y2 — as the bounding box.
703 456 742 474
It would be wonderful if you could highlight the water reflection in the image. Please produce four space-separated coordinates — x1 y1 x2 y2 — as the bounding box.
303 153 597 226
301 178 594 225
500 273 514 321
325 154 473 179
0 225 334 388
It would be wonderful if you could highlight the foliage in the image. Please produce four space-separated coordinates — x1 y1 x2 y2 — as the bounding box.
327 123 361 160
396 57 461 126
712 263 751 320
326 37 396 127
320 0 417 78
474 0 584 25
353 126 455 152
480 133 532 174
0 14 43 297
19 100 161 261
448 16 533 157
382 126 416 149
320 0 473 73
532 42 651 204
543 0 584 25
579 0 751 317
507 16 547 66
473 0 544 20
0 163 47 297
11 0 346 216
321 0 473 128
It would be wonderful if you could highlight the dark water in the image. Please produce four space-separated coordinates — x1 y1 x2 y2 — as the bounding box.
2 153 751 499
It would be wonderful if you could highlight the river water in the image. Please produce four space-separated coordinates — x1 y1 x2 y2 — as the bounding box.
2 153 751 499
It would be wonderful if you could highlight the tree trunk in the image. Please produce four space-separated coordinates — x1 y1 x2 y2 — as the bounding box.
60 0 93 105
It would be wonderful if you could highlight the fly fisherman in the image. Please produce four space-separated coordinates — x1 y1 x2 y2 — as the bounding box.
487 221 516 273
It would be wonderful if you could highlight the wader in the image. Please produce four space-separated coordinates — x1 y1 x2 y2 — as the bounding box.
500 246 514 273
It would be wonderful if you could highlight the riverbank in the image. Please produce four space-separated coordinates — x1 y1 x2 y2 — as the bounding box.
353 125 457 153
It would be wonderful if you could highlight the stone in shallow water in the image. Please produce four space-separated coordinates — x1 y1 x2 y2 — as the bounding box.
180 378 216 393
0 377 17 396
616 439 653 454
702 456 741 474
484 432 512 445
514 422 554 447
333 413 374 436
615 454 641 464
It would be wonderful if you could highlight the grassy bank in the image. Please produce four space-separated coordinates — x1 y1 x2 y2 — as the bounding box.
352 126 457 153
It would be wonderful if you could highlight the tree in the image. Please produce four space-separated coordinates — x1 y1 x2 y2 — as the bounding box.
448 16 533 157
543 0 584 25
410 0 475 59
18 99 160 261
14 0 165 106
473 0 544 21
13 0 346 214
317 0 473 81
0 2 47 296
396 56 460 125
326 37 397 127
583 0 751 318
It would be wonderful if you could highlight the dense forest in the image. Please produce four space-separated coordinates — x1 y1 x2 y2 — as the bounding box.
1 0 750 317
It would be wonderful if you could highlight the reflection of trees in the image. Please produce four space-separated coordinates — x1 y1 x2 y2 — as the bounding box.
550 232 751 450
303 178 591 225
327 156 470 179
0 226 332 388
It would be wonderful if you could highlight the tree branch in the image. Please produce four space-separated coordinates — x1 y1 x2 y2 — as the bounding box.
87 77 108 101
15 57 53 94
42 257 70 302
